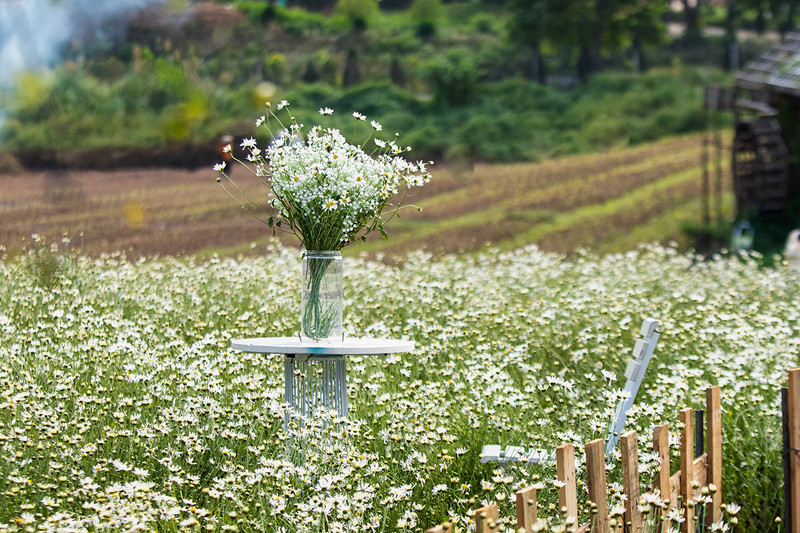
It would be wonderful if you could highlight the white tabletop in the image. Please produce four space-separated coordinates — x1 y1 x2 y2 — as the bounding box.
230 337 415 355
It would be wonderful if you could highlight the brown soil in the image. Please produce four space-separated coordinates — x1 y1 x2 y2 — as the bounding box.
0 167 280 258
0 134 722 259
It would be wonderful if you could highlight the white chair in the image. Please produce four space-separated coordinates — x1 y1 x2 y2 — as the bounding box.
481 317 660 465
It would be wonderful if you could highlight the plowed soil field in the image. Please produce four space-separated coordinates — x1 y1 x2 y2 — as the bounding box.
0 133 733 259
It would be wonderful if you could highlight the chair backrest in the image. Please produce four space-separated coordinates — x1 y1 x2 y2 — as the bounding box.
480 317 660 465
605 317 660 456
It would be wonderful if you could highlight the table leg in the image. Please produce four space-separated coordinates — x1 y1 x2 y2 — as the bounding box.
284 356 293 431
337 356 348 418
284 355 348 429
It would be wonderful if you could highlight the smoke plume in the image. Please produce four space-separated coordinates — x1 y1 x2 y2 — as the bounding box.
0 0 164 134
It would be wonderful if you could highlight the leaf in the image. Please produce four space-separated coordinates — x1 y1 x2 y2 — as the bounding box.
380 228 388 240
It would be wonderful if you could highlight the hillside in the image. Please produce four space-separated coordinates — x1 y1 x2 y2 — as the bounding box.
0 133 731 259
364 133 732 257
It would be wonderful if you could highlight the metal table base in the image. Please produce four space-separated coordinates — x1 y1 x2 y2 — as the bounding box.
284 354 348 425
231 337 415 430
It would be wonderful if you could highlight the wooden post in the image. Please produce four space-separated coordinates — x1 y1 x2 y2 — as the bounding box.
680 408 694 533
713 93 724 224
516 486 538 532
475 504 499 533
620 431 642 533
585 439 609 533
694 409 704 458
788 369 800 533
556 443 578 524
653 424 671 505
783 387 792 531
701 87 711 227
706 386 722 525
425 524 453 533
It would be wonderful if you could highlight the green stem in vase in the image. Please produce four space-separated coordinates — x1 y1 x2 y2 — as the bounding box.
301 252 342 341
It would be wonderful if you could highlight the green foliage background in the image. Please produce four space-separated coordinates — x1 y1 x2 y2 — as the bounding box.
0 0 746 165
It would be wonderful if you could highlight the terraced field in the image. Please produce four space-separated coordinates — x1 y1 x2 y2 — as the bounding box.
358 133 734 256
0 133 732 258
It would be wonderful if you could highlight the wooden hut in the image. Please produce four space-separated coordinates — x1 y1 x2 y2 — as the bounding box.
732 32 800 217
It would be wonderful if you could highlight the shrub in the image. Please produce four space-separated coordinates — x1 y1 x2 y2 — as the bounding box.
273 5 330 36
334 0 379 31
421 48 478 106
409 0 442 38
264 53 288 85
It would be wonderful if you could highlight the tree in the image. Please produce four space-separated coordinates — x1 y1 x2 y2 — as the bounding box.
769 0 799 34
613 0 666 72
725 0 741 71
681 0 704 42
506 0 550 83
506 0 598 82
507 0 665 82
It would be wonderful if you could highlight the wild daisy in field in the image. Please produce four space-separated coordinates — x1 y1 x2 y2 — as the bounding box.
0 240 779 531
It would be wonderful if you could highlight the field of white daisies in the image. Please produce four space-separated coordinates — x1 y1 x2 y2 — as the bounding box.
0 241 795 532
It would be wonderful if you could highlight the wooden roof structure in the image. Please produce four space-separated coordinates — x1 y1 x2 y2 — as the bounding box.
735 31 800 100
731 33 800 216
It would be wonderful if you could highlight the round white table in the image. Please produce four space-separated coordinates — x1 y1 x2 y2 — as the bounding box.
231 337 414 427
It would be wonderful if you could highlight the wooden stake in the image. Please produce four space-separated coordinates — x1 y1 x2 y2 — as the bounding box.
516 486 538 532
620 431 642 532
789 369 800 533
556 443 578 525
706 386 722 524
653 424 671 505
475 504 499 533
680 408 694 533
585 439 609 533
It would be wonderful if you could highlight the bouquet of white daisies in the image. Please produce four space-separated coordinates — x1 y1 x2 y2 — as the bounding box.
215 101 431 252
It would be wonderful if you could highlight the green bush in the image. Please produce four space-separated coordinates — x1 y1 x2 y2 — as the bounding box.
421 48 478 106
264 53 289 84
273 5 330 36
409 0 442 38
3 60 728 164
334 0 379 30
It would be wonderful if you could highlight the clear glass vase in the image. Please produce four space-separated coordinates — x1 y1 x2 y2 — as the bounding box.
300 250 343 343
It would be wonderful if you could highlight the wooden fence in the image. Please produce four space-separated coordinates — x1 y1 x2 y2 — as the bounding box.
784 368 800 532
427 386 722 533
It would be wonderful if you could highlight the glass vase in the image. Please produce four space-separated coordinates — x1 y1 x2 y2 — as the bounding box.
300 250 343 343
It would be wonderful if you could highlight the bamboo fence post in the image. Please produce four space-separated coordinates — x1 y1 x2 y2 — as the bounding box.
620 431 642 533
706 386 722 525
475 504 499 533
680 408 694 533
556 443 579 525
789 369 800 533
585 439 609 533
516 486 538 532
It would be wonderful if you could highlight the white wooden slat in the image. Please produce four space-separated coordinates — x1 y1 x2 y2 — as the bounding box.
605 318 660 456
481 318 660 465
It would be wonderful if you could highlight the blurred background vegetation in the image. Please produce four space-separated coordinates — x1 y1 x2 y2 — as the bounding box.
0 0 791 168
